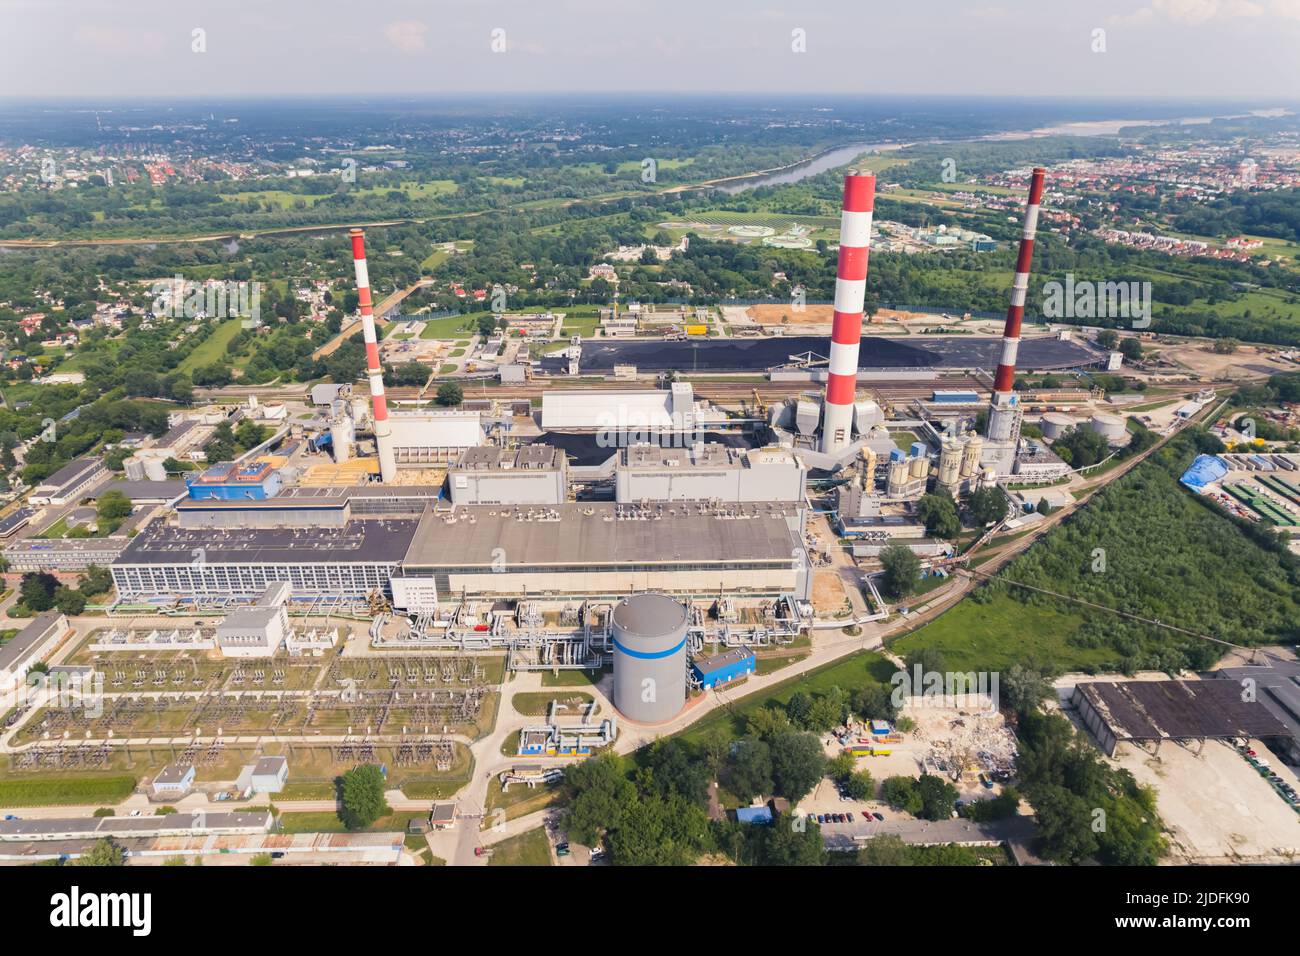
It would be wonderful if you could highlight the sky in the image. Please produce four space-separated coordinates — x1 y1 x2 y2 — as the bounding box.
2 0 1299 101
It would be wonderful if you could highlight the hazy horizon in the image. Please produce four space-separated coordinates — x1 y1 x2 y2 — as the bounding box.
4 0 1300 100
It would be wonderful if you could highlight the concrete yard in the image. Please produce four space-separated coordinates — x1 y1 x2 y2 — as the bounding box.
1109 738 1300 864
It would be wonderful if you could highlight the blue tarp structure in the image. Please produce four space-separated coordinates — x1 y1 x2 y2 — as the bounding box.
735 806 773 825
1180 454 1229 491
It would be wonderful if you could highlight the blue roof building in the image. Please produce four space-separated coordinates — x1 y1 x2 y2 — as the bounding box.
692 648 756 689
735 806 773 825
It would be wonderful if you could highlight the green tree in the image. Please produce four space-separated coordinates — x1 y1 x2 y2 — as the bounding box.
19 572 59 612
563 752 636 847
756 812 826 866
880 776 923 815
879 543 921 600
916 490 961 539
68 837 125 867
858 833 912 866
967 486 1009 526
95 489 132 522
54 586 86 616
725 738 774 801
768 732 827 802
339 764 390 830
436 381 463 407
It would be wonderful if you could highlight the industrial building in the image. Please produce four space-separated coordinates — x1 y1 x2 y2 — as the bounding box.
186 461 283 500
151 763 196 797
110 518 418 602
1072 679 1291 757
29 458 106 506
0 612 68 693
392 502 811 609
215 582 292 657
248 756 289 794
614 443 806 504
610 592 689 723
386 410 485 464
541 382 697 433
3 535 129 572
692 648 756 689
447 444 568 505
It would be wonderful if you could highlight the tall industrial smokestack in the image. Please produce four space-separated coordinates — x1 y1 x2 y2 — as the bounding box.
986 167 1045 444
349 228 397 482
821 172 876 454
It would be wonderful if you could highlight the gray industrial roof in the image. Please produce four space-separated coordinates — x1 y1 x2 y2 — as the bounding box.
1075 679 1291 743
218 606 282 631
34 457 101 492
154 763 195 785
0 612 65 673
104 479 187 500
0 811 271 841
403 503 800 569
116 517 419 565
613 593 688 637
253 756 287 776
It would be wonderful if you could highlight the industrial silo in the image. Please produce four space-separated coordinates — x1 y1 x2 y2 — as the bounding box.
611 593 688 723
960 432 984 477
1040 412 1075 441
909 455 929 480
1089 413 1127 442
937 436 963 489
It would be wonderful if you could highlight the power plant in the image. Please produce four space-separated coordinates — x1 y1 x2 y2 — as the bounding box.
821 172 876 455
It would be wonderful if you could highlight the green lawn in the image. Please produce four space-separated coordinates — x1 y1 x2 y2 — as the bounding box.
540 668 608 688
676 651 893 747
487 826 553 866
891 597 1107 673
179 318 244 373
0 776 136 807
511 692 594 717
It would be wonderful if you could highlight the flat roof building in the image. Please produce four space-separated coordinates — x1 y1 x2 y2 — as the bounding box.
447 444 568 506
29 458 106 506
0 612 68 693
151 763 196 796
392 501 810 609
250 756 289 794
615 443 805 504
111 518 418 602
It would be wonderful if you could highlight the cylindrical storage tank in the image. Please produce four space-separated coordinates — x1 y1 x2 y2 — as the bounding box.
124 457 146 482
1040 412 1075 441
961 434 983 477
1089 413 1127 442
331 416 354 464
886 459 910 496
143 457 168 481
611 593 688 723
909 456 929 480
938 438 962 486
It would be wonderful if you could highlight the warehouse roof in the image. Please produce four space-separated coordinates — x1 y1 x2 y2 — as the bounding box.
1074 679 1290 744
403 503 800 568
33 457 102 492
116 518 419 565
693 648 756 675
0 612 65 674
104 479 187 501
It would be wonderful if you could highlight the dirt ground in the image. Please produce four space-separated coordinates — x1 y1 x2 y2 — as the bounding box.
1109 738 1300 864
812 570 848 613
1161 342 1295 379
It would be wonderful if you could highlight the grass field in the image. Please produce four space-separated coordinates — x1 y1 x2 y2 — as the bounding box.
179 318 244 373
540 668 608 688
891 597 1109 673
487 826 553 866
676 651 894 747
511 692 594 717
0 776 136 807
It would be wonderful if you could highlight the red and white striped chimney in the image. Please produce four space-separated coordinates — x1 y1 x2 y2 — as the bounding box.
821 172 876 454
349 228 397 482
986 167 1045 443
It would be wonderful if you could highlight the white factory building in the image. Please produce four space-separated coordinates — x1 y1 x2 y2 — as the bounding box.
541 383 698 433
614 443 806 504
448 445 569 505
215 582 292 657
386 410 485 465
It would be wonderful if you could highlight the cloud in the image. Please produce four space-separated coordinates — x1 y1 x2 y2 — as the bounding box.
73 24 165 56
384 19 428 55
1111 0 1267 26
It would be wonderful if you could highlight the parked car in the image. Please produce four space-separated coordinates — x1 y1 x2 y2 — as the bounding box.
270 851 285 859
556 843 570 857
474 847 486 857
872 812 884 822
817 814 826 824
846 812 855 823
